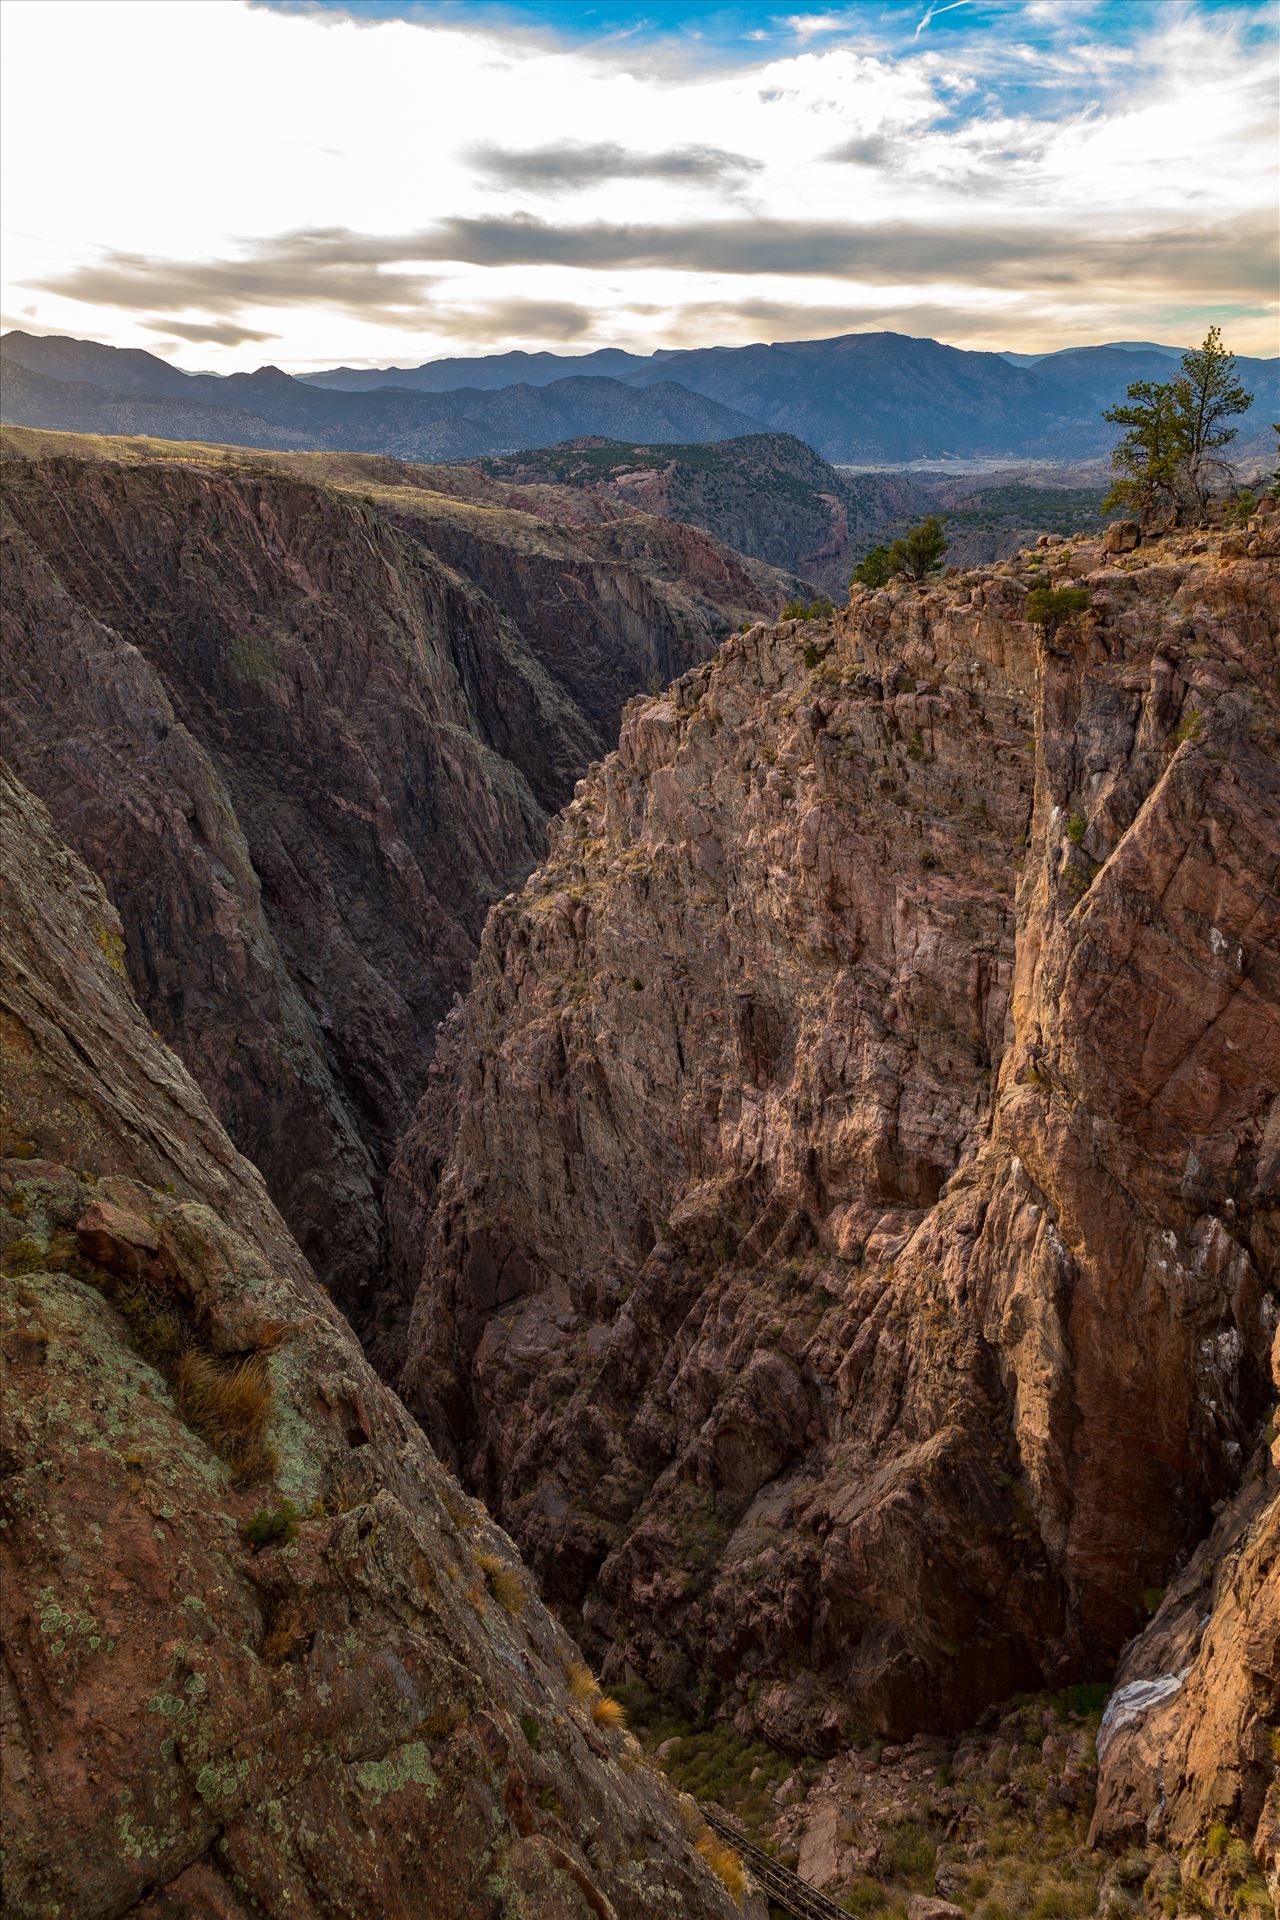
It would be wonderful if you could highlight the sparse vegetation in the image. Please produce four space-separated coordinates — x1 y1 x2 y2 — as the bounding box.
696 1829 748 1903
475 1549 525 1615
783 596 835 622
591 1693 627 1731
1026 585 1091 636
176 1350 277 1485
241 1500 299 1552
566 1660 599 1702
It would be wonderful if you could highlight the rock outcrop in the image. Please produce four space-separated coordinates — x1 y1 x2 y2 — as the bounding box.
397 523 1279 1777
0 762 761 1919
1 427 792 1326
1090 1324 1279 1907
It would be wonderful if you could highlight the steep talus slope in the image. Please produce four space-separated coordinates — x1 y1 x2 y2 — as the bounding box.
1 429 788 1324
396 521 1279 1781
0 764 760 1920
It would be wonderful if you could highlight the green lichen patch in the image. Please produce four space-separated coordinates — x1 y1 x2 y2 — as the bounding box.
350 1740 438 1804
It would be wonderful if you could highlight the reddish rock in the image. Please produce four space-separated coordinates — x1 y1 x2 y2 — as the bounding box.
397 525 1279 1748
0 765 758 1920
1 431 790 1330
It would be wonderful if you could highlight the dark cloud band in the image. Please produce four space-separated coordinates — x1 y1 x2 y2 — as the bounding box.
30 211 1275 328
467 140 762 192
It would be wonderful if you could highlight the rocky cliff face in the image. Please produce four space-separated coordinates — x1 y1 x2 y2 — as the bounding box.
0 428 791 1328
0 763 762 1920
396 517 1278 1807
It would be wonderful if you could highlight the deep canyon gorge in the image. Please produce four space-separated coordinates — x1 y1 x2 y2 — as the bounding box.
1 424 1276 1920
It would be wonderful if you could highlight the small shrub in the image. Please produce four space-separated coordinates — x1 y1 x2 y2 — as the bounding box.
1171 709 1203 745
851 543 895 590
518 1713 542 1750
783 596 835 623
176 1350 276 1484
1067 813 1087 844
241 1500 299 1552
1142 1586 1167 1615
2 1235 48 1275
592 1693 627 1731
1026 586 1091 636
476 1550 525 1616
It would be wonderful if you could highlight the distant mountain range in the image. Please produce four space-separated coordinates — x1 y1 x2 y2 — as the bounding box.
301 331 1279 464
3 327 1276 465
0 335 758 462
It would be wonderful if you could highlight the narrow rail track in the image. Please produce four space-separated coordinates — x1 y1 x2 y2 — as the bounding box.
701 1807 851 1920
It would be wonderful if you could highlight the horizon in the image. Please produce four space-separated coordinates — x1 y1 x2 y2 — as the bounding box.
5 320 1254 384
2 0 1276 373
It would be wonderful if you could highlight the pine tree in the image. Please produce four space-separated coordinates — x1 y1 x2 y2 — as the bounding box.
1102 380 1185 522
1102 329 1253 526
1173 326 1253 517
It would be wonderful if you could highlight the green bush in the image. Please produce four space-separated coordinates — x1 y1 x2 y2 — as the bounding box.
242 1500 299 1552
851 543 895 590
783 596 835 622
1026 586 1091 635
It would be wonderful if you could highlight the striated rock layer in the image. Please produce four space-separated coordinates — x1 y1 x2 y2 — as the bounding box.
397 522 1279 1782
0 427 791 1326
0 762 760 1920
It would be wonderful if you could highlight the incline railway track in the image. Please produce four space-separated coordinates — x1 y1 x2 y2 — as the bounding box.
701 1807 852 1920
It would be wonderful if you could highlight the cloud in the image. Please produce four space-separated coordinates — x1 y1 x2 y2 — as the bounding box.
436 297 595 341
468 140 762 194
32 235 440 329
141 317 280 347
825 133 898 165
30 210 1276 337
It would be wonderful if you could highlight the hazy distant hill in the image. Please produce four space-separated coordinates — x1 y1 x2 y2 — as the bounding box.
474 432 932 592
0 333 762 459
470 431 1120 591
306 330 1280 464
5 327 1276 466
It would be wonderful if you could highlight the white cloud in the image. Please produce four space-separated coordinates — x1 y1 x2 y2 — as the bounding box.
1 0 1274 370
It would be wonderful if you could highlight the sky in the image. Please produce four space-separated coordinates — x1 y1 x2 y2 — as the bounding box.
1 0 1276 372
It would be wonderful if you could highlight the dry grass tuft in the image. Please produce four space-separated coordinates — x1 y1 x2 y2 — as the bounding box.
696 1832 748 1904
591 1693 627 1732
475 1550 526 1616
175 1350 276 1483
565 1660 599 1702
262 1603 305 1665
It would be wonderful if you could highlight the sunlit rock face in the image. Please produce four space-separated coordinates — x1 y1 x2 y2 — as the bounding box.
398 520 1279 1759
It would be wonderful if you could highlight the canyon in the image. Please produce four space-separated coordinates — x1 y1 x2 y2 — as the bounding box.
392 511 1279 1904
2 417 1276 1919
0 426 792 1336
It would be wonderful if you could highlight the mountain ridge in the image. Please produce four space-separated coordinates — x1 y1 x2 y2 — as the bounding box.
7 326 1277 465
